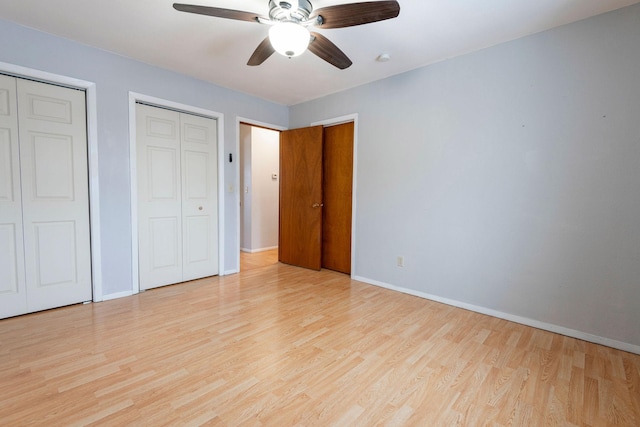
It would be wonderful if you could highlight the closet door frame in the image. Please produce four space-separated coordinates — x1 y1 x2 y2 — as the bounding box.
128 92 225 294
0 61 103 302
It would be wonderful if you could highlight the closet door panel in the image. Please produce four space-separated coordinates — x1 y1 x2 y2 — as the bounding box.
32 221 78 286
0 75 27 318
0 130 14 200
136 104 183 290
17 79 92 311
181 112 218 281
137 104 218 288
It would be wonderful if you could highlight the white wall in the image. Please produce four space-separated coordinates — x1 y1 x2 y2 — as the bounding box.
250 127 280 251
290 4 640 351
240 124 252 251
240 125 280 252
0 18 288 297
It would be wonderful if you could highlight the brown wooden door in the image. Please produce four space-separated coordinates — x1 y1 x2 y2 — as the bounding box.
322 122 354 274
279 125 324 270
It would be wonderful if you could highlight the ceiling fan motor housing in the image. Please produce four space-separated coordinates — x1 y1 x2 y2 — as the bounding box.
269 0 313 21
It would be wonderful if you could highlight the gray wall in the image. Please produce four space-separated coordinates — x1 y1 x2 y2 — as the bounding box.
290 5 640 348
0 18 288 296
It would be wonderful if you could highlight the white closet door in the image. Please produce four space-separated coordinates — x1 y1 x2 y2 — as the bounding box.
137 104 183 290
0 75 27 318
17 79 92 312
137 104 218 290
180 112 218 281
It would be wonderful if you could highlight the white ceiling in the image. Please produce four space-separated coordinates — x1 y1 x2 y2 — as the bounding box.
1 0 638 105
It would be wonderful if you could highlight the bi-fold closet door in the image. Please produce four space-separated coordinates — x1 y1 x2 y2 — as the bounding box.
136 103 218 290
0 74 92 319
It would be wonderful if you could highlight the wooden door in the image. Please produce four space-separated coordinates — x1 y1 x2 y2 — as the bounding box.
0 75 27 318
322 122 354 274
17 79 92 311
279 125 323 270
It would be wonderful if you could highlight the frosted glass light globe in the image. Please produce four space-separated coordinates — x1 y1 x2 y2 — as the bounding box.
269 22 310 58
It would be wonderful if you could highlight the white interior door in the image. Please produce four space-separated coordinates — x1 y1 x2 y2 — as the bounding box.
137 104 183 289
17 78 92 312
0 75 27 318
181 113 218 281
136 103 218 290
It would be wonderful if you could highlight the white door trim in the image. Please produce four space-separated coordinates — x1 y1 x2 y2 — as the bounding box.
129 92 225 293
0 61 103 302
311 114 359 278
234 117 287 274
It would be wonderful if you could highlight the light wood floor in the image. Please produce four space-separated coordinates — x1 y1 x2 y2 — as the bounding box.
1 264 639 426
240 249 278 271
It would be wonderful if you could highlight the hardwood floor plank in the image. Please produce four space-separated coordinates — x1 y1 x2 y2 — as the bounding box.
240 249 278 272
1 263 639 425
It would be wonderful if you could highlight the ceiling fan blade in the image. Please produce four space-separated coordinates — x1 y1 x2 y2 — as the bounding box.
173 3 264 23
308 33 352 70
311 1 400 29
247 37 275 66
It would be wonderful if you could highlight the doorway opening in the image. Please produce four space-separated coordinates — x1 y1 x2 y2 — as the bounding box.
239 123 281 271
236 115 357 276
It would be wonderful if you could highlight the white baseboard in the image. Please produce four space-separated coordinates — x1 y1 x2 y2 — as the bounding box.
101 290 134 301
352 275 640 355
224 269 239 275
240 246 278 254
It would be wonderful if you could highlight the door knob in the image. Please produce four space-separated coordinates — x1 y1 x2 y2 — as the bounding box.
312 203 324 208
198 206 203 211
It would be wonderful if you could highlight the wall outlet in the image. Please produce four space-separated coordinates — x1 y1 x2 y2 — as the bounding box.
397 256 404 267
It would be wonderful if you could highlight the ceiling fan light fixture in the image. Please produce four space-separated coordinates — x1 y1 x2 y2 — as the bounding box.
269 22 310 58
174 0 401 68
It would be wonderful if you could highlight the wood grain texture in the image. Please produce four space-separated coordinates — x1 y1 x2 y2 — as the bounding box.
311 1 401 29
247 36 275 66
1 263 639 425
240 249 278 271
322 121 354 274
308 33 353 70
279 126 324 270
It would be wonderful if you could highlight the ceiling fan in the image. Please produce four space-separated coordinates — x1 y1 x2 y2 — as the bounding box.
173 1 401 69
